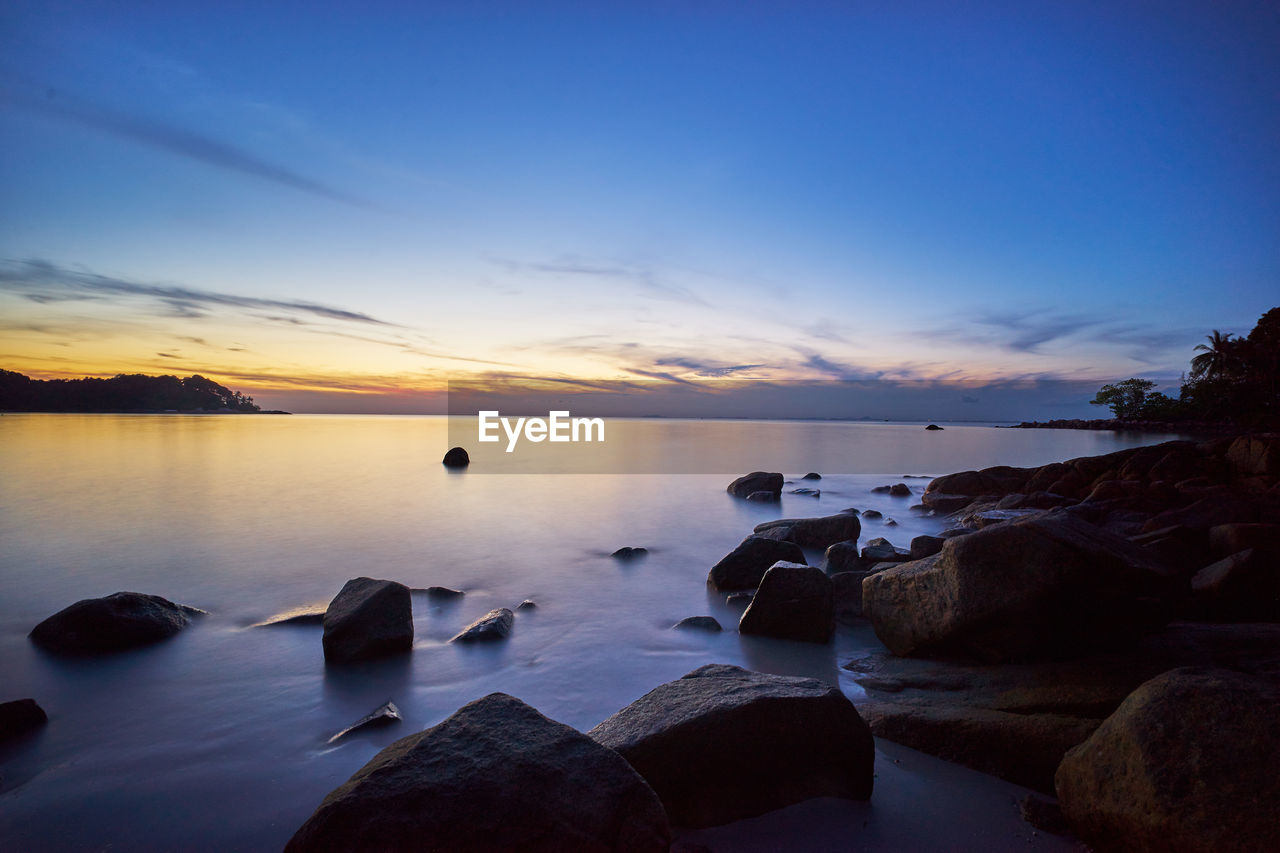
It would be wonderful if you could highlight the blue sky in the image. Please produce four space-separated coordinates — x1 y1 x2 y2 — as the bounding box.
1 1 1277 413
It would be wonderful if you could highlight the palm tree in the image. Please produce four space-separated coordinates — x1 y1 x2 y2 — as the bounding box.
1190 330 1239 380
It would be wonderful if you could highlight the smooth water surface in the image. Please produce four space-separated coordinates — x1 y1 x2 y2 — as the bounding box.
0 415 1187 850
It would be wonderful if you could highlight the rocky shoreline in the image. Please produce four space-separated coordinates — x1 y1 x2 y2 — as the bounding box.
8 435 1278 851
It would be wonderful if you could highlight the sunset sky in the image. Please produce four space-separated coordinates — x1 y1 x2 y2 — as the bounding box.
2 1 1277 414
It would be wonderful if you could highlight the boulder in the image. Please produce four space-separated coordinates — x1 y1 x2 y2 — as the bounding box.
1226 434 1280 477
860 538 910 564
1055 667 1280 853
862 511 1178 662
919 493 973 513
788 487 820 496
889 483 911 497
831 571 871 619
29 591 194 655
925 424 944 430
451 608 514 643
824 540 863 573
288 693 670 852
423 586 465 599
860 509 883 519
801 472 822 480
589 664 874 827
611 546 648 559
327 701 402 744
1207 523 1280 558
727 472 783 499
672 616 722 632
0 699 47 743
1191 549 1279 621
707 536 805 591
909 535 945 560
739 563 835 644
516 599 537 610
322 578 413 663
442 446 470 467
745 491 779 502
859 702 1098 794
753 510 860 549
1142 496 1262 533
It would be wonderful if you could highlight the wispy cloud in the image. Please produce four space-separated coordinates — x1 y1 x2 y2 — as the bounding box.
653 356 765 377
1 259 395 326
9 88 374 209
490 255 709 306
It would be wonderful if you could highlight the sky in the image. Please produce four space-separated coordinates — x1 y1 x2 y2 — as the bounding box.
1 1 1277 415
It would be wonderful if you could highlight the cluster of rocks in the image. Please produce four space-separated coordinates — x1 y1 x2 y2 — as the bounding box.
287 664 875 849
854 434 1280 851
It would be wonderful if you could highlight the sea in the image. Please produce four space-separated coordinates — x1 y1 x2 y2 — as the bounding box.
0 414 1190 851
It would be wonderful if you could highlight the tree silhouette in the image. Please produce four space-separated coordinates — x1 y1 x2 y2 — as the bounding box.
1189 330 1240 381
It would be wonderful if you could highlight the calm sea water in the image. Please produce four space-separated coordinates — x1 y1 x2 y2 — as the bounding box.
0 415 1187 850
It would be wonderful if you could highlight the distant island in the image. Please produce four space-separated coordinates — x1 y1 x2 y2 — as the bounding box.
0 369 287 414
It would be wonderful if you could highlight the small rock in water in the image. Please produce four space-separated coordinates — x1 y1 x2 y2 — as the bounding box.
256 610 325 627
327 701 402 744
727 471 783 499
442 446 470 467
871 485 892 494
611 546 648 559
889 483 911 497
861 509 883 519
451 608 514 643
925 424 944 431
516 599 537 610
789 487 821 496
424 586 465 599
0 699 48 743
884 518 898 526
672 616 722 632
801 472 822 480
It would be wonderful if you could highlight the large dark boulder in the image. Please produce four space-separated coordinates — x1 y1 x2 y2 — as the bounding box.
727 471 783 499
287 693 670 852
753 510 860 549
1056 667 1280 853
322 578 413 663
738 562 834 644
707 536 805 591
0 699 48 743
862 511 1178 662
29 591 194 655
831 571 871 620
589 664 874 828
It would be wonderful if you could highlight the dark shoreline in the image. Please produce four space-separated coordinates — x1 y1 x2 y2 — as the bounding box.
1008 418 1250 436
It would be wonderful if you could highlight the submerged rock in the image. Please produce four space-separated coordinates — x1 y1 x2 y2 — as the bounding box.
611 546 649 559
0 699 48 743
327 701 402 744
255 610 326 627
288 693 670 852
801 472 822 480
707 536 805 591
322 578 413 664
442 446 470 467
925 424 944 431
745 490 779 502
727 471 783 499
672 616 722 632
739 562 835 644
889 483 911 497
1056 667 1280 853
516 599 538 610
753 510 861 550
29 591 195 655
589 664 874 828
451 608 514 643
422 586 465 599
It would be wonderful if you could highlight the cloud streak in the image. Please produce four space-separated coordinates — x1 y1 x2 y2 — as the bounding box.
1 259 395 326
10 88 373 209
